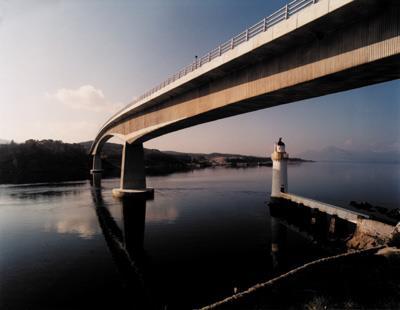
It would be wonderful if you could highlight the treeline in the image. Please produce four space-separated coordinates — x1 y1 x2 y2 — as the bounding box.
83 144 208 177
0 140 202 184
0 140 89 184
0 140 311 184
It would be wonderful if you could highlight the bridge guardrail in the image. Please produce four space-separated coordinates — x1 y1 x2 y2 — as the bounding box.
102 0 317 130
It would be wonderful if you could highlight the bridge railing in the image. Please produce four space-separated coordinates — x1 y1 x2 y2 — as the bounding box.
104 0 317 127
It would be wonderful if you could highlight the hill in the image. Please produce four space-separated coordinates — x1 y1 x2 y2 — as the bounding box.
299 146 400 163
0 140 88 184
79 141 272 176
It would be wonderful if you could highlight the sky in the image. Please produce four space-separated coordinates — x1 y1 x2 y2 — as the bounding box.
0 0 399 156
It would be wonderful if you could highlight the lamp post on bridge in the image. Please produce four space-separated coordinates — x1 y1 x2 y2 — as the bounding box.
271 138 289 200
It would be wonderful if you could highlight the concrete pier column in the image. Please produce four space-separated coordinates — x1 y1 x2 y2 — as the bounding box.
121 143 146 190
271 138 288 199
112 142 154 199
91 154 103 188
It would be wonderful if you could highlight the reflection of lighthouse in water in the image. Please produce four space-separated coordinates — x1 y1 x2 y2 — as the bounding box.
271 138 289 198
270 217 287 272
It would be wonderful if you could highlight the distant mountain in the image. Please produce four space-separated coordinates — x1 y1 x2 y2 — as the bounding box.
298 146 400 163
0 139 9 144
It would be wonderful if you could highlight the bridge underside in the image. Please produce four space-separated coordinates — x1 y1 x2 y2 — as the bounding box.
131 54 399 144
91 0 400 195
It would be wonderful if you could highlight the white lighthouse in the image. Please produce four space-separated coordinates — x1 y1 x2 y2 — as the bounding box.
271 138 288 198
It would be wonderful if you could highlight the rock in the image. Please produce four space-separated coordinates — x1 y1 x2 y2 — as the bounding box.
375 247 400 264
389 223 400 247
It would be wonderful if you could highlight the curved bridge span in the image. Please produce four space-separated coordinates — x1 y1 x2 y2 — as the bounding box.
90 0 400 196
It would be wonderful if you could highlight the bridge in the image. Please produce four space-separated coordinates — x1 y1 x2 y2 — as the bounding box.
90 0 400 196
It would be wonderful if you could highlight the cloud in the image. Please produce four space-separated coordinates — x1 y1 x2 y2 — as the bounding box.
44 216 100 239
46 85 124 113
344 138 353 146
46 218 100 239
369 140 400 153
44 205 100 239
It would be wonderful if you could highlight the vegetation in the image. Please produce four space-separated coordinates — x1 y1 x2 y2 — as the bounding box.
0 140 89 184
0 140 311 184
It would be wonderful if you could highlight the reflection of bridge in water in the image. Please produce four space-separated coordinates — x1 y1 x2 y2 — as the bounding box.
90 172 399 310
90 134 399 309
90 189 152 308
90 185 348 309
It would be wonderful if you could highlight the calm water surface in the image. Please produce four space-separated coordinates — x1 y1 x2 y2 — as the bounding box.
0 162 399 309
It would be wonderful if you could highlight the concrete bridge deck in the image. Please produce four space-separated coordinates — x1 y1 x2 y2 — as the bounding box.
90 0 400 195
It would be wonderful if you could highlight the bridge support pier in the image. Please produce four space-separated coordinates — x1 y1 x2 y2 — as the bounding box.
91 154 103 188
112 142 154 199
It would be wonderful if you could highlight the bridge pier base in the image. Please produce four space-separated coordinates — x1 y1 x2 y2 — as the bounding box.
113 142 154 199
